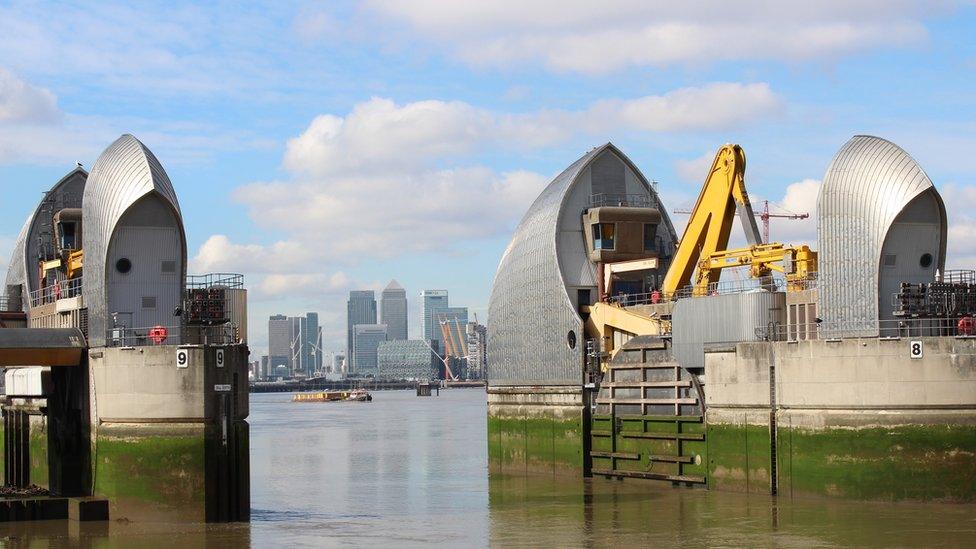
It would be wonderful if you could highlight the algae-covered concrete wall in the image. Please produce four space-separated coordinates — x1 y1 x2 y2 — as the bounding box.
488 387 584 476
705 336 976 502
89 344 250 521
94 422 206 521
29 414 47 489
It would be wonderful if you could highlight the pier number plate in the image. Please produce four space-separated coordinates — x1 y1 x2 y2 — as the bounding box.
214 384 232 392
909 340 923 359
176 349 189 369
215 348 225 368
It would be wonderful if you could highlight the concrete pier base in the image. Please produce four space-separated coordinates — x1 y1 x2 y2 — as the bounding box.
487 386 584 476
705 337 976 502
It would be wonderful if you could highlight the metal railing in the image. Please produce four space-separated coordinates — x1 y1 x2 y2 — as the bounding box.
754 317 975 342
105 323 241 347
589 193 656 209
29 277 83 308
940 270 975 284
186 273 244 290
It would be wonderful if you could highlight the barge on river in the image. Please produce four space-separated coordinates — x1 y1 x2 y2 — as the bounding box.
293 389 372 402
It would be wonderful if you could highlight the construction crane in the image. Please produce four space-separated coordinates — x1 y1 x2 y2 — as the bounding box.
674 200 809 245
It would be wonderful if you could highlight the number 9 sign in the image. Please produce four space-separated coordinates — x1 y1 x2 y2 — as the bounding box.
176 348 189 369
216 348 225 368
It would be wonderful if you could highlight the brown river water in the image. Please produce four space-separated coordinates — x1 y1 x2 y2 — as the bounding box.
1 389 973 547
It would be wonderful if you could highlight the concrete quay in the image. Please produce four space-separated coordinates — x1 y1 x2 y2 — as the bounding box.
705 336 976 501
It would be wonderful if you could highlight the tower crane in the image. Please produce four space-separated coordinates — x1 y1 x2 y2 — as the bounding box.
673 199 809 245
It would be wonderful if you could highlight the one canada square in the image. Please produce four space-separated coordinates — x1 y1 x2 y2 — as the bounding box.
381 280 408 340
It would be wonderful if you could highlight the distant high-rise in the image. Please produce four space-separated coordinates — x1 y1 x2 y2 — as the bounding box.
347 291 377 370
466 322 487 380
288 316 308 375
268 314 290 372
421 290 449 349
352 324 387 376
381 280 408 341
306 312 320 374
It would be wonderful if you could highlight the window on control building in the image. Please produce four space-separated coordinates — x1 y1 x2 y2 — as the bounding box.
592 223 615 250
643 223 657 252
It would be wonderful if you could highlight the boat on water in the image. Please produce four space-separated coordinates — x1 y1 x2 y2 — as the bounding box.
292 389 372 403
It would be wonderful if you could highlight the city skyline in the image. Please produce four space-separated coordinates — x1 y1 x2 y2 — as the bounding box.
262 280 476 374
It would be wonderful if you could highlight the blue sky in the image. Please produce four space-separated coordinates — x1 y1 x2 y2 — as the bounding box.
1 0 975 358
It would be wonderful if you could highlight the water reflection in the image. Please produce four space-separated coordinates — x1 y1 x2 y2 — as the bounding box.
488 473 976 548
2 390 973 547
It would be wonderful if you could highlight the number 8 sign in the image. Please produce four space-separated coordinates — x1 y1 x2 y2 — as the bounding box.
909 340 923 359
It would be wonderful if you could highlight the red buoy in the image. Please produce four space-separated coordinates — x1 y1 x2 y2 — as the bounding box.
958 316 974 336
149 326 168 344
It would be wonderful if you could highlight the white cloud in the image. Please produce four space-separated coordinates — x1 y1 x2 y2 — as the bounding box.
0 67 60 124
674 151 715 183
766 178 821 245
283 85 780 179
366 0 951 73
220 86 781 265
190 235 314 275
941 183 976 269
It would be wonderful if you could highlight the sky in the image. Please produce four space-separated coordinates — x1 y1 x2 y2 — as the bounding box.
1 0 975 360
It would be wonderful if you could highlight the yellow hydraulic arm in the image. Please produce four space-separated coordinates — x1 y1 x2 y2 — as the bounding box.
661 144 761 295
697 243 817 291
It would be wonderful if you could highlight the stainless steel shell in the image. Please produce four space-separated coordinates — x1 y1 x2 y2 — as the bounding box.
82 134 186 346
817 135 947 335
487 143 677 386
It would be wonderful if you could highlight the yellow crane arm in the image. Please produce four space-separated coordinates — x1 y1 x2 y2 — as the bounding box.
696 243 818 292
661 144 761 295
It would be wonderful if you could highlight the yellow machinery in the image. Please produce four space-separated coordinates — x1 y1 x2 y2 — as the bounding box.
583 144 817 369
696 242 817 293
661 144 761 295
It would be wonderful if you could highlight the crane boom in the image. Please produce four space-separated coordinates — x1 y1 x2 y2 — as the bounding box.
662 144 761 295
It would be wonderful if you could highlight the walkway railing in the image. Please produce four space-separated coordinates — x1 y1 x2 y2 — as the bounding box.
753 317 975 342
589 193 656 209
105 324 240 347
29 277 83 308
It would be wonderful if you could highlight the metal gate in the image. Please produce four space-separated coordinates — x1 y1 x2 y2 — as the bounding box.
589 336 707 484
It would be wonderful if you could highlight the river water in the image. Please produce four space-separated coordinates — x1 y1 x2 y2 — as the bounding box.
1 389 974 547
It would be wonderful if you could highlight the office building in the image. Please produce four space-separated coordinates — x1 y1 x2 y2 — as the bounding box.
288 316 308 376
381 280 408 340
268 314 290 373
466 322 487 380
347 290 377 369
306 312 320 373
421 290 449 350
352 324 387 376
377 340 437 380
